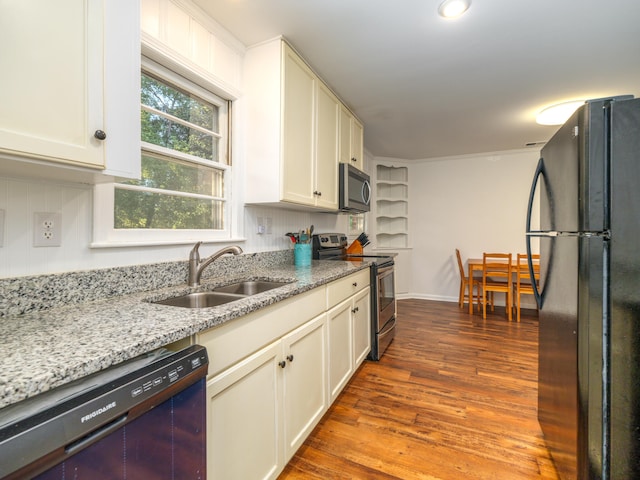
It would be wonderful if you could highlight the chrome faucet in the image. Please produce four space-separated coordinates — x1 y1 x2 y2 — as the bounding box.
188 242 243 287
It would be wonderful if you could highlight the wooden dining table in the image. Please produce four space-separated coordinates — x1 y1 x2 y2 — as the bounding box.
466 257 540 314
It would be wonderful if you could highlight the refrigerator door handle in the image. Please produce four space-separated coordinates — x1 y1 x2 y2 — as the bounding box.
525 235 543 308
526 157 544 237
526 157 545 308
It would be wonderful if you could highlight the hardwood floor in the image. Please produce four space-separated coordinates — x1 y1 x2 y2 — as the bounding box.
278 299 559 480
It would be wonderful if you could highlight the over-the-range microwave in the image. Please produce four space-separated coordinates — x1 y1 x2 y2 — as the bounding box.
339 163 371 213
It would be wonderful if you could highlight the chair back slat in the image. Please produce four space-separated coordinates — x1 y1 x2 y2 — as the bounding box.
513 253 540 321
516 253 539 283
481 253 513 320
482 253 512 282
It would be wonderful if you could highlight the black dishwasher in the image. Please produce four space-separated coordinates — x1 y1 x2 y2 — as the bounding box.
0 344 208 480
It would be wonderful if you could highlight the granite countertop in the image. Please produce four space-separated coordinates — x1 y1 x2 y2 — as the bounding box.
0 260 369 410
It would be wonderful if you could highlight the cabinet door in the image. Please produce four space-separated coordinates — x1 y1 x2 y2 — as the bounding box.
281 44 315 206
353 288 371 366
327 299 354 402
207 341 283 480
0 0 105 168
281 313 328 460
350 118 364 171
339 106 364 171
338 105 352 165
314 81 339 209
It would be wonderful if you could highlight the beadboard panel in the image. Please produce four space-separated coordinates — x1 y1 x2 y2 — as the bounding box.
141 0 243 92
0 176 348 278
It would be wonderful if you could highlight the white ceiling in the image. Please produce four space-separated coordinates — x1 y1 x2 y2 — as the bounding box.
192 0 640 160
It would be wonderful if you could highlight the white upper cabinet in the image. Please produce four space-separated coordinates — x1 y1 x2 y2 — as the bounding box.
339 104 364 171
245 38 351 211
0 0 140 179
280 44 317 206
314 81 340 209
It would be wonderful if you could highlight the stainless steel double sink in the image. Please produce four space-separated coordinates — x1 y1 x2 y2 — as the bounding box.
153 280 292 308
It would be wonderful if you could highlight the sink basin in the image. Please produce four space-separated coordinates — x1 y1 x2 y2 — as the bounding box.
213 280 291 295
153 292 246 308
152 281 291 308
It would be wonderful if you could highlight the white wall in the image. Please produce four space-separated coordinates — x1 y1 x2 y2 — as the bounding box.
384 149 540 303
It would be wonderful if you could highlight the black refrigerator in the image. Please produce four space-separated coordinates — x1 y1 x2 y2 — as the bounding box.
525 96 640 479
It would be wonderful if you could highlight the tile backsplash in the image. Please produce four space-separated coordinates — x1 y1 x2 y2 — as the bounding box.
0 249 294 317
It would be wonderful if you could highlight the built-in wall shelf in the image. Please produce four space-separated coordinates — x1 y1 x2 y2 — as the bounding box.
375 164 409 249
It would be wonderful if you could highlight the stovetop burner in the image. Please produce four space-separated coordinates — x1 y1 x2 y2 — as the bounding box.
329 254 395 267
312 233 395 267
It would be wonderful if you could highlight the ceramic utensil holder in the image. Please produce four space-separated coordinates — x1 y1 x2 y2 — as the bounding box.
294 243 312 267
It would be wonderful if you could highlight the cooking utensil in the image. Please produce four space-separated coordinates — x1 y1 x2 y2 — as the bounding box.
285 233 297 243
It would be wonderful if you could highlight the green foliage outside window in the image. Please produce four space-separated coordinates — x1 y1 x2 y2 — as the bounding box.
115 72 226 230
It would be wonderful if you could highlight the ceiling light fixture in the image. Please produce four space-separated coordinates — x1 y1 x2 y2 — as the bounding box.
536 100 585 126
438 0 471 18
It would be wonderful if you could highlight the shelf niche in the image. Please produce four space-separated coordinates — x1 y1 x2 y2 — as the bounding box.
375 164 409 249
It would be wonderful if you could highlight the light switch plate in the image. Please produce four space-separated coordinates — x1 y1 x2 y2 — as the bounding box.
0 209 4 247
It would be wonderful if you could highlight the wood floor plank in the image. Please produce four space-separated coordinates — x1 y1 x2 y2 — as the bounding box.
278 299 559 480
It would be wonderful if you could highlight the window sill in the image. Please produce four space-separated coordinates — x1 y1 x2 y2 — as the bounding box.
90 237 247 249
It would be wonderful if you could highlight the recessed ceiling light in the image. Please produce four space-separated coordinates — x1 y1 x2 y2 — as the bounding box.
536 100 584 126
438 0 472 18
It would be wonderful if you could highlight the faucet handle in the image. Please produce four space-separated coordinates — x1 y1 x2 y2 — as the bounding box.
189 241 203 262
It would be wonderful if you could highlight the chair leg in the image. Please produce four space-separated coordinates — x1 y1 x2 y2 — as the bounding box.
507 290 512 321
471 285 476 312
459 280 465 308
482 291 487 319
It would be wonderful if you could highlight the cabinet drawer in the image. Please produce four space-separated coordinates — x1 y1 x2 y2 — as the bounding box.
197 287 326 378
327 269 370 307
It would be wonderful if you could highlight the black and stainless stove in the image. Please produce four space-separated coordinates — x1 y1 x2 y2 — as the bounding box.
312 233 396 360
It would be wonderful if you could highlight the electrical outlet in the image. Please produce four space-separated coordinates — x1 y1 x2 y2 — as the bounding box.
34 212 61 247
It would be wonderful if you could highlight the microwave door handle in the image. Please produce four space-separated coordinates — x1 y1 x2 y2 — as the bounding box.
362 180 371 205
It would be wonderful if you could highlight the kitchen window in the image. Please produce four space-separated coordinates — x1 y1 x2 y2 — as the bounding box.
93 57 231 246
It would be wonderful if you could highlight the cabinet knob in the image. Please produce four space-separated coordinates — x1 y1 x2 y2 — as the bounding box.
286 354 294 362
313 191 322 197
351 157 357 162
352 282 358 287
352 306 359 314
279 360 287 369
94 130 107 141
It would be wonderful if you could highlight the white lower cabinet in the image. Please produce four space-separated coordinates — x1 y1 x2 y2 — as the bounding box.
327 275 371 402
327 299 354 402
353 287 372 366
197 270 370 479
281 314 328 459
206 314 327 480
207 340 282 480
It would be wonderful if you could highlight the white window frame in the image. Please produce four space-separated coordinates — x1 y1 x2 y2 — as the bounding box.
93 56 233 247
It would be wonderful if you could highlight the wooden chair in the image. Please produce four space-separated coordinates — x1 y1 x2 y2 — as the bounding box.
482 253 513 321
513 253 540 322
455 249 482 311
